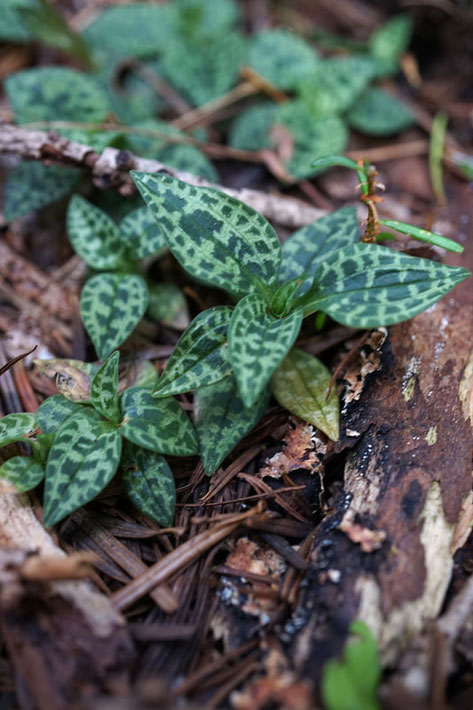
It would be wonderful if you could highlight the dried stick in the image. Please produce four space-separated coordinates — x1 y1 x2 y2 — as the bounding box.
0 123 325 228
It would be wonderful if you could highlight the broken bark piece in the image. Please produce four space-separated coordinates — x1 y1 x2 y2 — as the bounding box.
0 493 134 710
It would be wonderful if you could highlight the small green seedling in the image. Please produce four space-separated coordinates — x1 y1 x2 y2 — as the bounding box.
130 165 468 473
321 620 381 710
0 352 198 526
67 195 190 359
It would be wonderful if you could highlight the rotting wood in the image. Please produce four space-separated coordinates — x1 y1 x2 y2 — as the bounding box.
283 195 473 695
0 123 326 228
0 492 134 710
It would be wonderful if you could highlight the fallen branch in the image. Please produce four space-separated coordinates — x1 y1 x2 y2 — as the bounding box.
0 492 133 710
0 123 325 228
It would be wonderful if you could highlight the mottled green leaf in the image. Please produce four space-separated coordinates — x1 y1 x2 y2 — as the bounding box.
90 351 120 424
369 14 412 77
195 376 270 475
120 386 198 456
56 127 122 152
67 195 128 270
299 57 375 117
229 294 303 407
5 67 109 123
0 456 44 492
80 273 148 360
322 620 381 710
82 3 174 60
379 219 463 253
280 207 360 292
170 0 239 38
122 444 175 526
37 394 81 434
279 102 348 179
0 412 37 447
272 349 339 440
248 29 319 90
348 88 413 136
0 0 37 41
154 306 233 398
35 358 98 403
119 206 166 260
298 243 470 327
229 103 279 151
161 31 245 106
43 408 122 526
132 173 282 299
4 162 82 221
147 283 190 331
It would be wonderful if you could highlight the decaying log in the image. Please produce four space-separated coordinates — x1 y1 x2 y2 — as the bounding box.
0 493 134 710
286 207 473 693
0 123 325 228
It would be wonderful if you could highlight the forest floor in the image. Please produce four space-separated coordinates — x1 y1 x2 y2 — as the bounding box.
0 1 473 709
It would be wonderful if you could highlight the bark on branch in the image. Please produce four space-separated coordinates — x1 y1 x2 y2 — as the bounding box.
0 123 325 228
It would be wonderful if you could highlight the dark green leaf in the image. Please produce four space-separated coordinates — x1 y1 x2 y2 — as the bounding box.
147 282 190 331
122 444 175 526
161 31 245 106
80 273 148 360
298 243 470 327
4 162 82 221
5 67 109 123
272 348 339 440
0 456 44 492
170 0 239 38
43 408 122 526
0 0 37 41
90 351 120 424
67 195 128 270
132 173 282 299
120 386 198 456
37 393 80 434
0 412 37 447
119 206 166 260
278 101 348 179
369 14 413 77
154 306 233 398
195 376 269 474
299 57 375 116
280 207 360 292
229 294 303 407
379 219 463 253
248 29 319 90
229 103 279 151
348 88 413 136
82 3 174 60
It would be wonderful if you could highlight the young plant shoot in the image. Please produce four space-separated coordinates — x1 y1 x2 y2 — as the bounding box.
130 161 469 473
0 352 198 527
